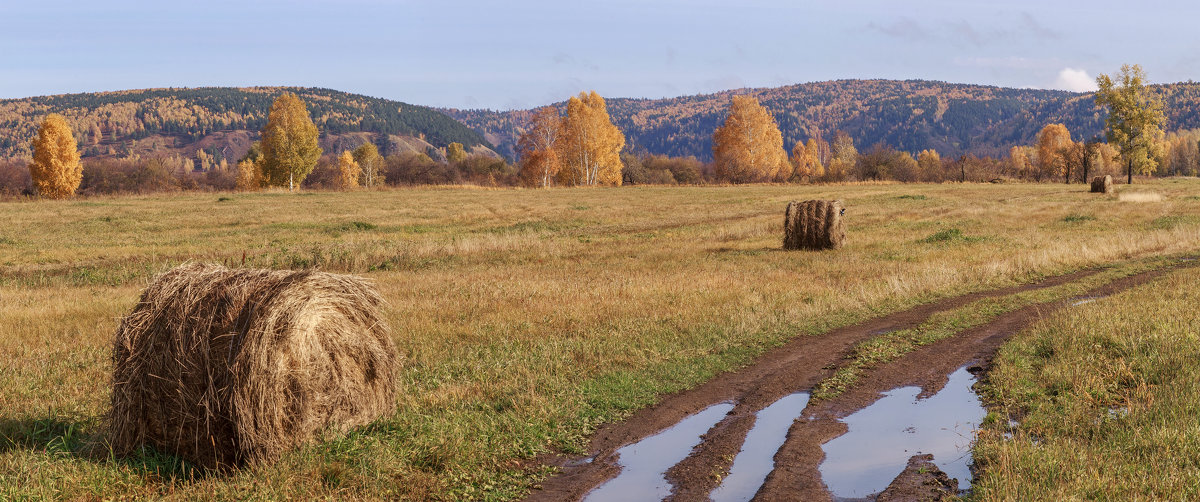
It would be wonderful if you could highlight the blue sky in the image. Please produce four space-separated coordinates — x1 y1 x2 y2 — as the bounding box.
3 0 1197 109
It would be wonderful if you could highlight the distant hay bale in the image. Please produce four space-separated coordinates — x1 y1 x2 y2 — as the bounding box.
1090 175 1113 194
783 199 846 250
109 263 398 469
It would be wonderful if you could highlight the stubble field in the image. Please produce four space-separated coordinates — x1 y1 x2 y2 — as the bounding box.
2 179 1199 500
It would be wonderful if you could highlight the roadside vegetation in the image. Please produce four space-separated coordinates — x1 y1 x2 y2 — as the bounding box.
2 180 1200 499
973 265 1200 500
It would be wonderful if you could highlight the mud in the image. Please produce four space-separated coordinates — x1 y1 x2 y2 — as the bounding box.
875 454 959 502
525 258 1195 501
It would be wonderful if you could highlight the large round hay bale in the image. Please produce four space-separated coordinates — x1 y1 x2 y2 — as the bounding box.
1090 175 1113 194
109 263 398 469
783 199 846 250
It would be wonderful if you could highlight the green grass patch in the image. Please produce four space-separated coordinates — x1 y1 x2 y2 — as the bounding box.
896 194 928 200
1061 214 1096 223
217 196 234 202
919 227 982 244
329 221 378 233
1149 215 1200 230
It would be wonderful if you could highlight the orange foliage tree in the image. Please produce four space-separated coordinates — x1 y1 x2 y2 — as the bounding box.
556 91 625 186
337 150 361 189
916 149 941 181
1036 123 1074 182
712 95 788 183
517 107 563 187
28 113 83 199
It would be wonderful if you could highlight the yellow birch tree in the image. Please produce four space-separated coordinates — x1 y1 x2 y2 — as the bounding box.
352 142 385 187
556 91 625 186
712 95 788 183
337 151 361 189
517 106 563 188
28 114 83 199
259 92 322 190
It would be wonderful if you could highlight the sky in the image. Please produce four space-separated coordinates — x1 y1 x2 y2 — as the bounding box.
3 0 1198 110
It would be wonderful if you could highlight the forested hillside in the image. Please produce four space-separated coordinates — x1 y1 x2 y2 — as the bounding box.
446 79 1200 160
0 87 491 162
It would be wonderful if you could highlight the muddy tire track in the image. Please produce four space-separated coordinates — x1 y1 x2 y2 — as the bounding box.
525 258 1195 501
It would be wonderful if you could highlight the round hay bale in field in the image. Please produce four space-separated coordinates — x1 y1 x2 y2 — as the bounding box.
1090 175 1114 194
783 199 846 250
109 263 398 469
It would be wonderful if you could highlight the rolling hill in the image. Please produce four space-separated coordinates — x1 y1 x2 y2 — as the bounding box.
445 79 1200 161
0 87 493 165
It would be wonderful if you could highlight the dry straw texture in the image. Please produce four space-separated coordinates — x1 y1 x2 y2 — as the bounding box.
109 263 398 469
783 199 846 250
1091 175 1114 194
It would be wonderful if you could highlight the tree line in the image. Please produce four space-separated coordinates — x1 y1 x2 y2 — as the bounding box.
6 65 1176 199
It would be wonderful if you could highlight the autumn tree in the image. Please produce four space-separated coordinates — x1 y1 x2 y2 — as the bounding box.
557 91 625 186
517 106 563 187
336 151 361 189
803 138 827 179
259 92 322 190
790 139 825 181
1036 123 1074 182
1095 64 1166 184
235 141 264 191
712 95 788 183
790 140 809 181
27 114 83 199
916 149 941 181
446 142 467 164
352 142 384 187
826 131 857 181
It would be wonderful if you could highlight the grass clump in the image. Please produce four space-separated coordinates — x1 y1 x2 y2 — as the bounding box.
1061 214 1095 223
330 221 377 232
972 266 1200 500
217 197 234 202
919 227 981 244
1149 215 1200 230
897 194 928 200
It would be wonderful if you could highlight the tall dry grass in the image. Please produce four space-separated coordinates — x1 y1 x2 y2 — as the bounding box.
2 180 1200 499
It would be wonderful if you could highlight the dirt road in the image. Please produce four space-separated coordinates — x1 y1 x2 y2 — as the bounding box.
525 258 1194 501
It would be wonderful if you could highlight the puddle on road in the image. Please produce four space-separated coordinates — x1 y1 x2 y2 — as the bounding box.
819 366 985 499
710 392 811 502
584 402 734 502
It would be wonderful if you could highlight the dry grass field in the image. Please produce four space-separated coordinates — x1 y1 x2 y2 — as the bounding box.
2 179 1200 500
974 264 1200 500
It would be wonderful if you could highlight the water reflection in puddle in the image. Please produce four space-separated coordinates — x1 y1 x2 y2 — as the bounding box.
819 366 984 499
584 402 734 501
710 393 811 502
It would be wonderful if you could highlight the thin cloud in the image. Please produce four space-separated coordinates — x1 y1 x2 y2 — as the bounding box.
1053 68 1099 92
866 18 930 42
1019 12 1060 40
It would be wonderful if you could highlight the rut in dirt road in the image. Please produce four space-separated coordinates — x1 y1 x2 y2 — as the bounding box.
524 257 1197 502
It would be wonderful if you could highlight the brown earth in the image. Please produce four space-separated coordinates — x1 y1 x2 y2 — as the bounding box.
875 454 958 502
524 258 1195 501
